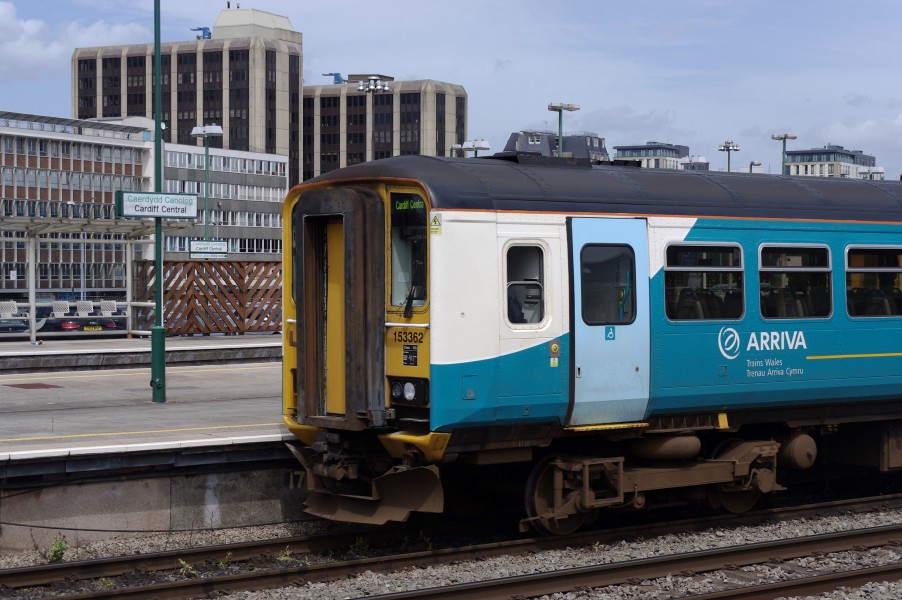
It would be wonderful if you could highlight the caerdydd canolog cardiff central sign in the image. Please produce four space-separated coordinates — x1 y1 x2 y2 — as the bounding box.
115 191 198 218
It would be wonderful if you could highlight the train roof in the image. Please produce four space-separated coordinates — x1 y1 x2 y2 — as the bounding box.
304 154 902 223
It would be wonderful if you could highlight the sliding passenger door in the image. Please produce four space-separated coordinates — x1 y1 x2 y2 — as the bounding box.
567 218 650 426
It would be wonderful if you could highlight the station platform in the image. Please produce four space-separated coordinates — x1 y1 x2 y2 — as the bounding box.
0 333 282 374
0 336 292 479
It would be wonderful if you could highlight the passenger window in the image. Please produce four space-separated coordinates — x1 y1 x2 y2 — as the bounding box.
665 244 743 321
581 244 635 325
846 247 902 317
759 246 831 318
506 245 544 324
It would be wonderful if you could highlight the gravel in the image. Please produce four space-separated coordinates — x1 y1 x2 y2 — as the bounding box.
5 507 902 598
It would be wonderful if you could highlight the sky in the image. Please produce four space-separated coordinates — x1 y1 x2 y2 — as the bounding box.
1 0 902 178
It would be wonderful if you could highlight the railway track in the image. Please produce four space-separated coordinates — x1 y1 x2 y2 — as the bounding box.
362 525 902 599
4 494 902 599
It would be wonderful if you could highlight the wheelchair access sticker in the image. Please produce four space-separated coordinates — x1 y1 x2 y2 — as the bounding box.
605 326 615 340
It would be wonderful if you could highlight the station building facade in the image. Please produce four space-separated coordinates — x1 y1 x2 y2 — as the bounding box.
0 112 286 303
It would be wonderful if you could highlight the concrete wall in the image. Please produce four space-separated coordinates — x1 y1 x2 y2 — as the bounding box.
0 468 306 551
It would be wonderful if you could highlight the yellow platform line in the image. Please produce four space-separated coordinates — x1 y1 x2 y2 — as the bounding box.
0 422 281 443
807 352 902 361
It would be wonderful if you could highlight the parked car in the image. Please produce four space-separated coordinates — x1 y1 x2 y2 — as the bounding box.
40 316 125 333
0 318 29 333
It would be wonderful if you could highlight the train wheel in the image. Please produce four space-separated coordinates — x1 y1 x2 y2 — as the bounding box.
708 485 761 514
525 454 590 535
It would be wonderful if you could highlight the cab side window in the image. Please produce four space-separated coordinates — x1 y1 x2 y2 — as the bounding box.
506 245 544 324
581 244 636 325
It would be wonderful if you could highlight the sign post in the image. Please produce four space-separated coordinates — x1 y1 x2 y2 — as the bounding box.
114 189 197 404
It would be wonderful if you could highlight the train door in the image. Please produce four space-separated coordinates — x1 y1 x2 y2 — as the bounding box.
291 187 387 430
567 217 650 426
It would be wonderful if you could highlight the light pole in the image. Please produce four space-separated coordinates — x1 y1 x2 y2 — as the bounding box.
190 124 223 239
357 76 391 162
771 133 797 176
718 139 740 172
451 139 490 157
547 103 579 157
749 160 762 173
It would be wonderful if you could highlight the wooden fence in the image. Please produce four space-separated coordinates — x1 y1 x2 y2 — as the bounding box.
134 261 282 336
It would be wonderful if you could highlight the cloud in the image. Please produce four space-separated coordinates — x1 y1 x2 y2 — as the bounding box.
0 1 149 82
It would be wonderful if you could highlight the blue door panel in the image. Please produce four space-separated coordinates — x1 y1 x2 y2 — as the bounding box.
569 218 650 425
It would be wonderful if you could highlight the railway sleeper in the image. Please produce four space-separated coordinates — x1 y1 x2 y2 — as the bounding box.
520 440 783 534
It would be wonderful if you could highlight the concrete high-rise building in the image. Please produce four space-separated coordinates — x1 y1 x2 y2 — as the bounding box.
71 7 302 185
302 74 467 180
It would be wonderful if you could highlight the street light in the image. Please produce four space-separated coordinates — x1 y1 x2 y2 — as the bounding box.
357 76 392 161
718 139 740 172
771 133 797 176
749 160 762 173
451 139 490 157
190 124 223 240
547 103 579 157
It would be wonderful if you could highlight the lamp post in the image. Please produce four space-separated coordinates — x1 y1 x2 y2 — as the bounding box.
547 103 579 157
718 139 740 172
749 160 762 173
451 139 490 157
771 133 797 176
357 76 391 162
190 124 223 240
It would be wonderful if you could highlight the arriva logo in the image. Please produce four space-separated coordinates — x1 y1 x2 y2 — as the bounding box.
718 328 808 360
718 327 741 360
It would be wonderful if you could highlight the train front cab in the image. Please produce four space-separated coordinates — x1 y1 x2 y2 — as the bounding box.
281 181 445 523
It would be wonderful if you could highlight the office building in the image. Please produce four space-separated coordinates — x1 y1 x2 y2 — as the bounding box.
613 141 689 170
302 74 467 180
785 144 884 180
71 7 302 185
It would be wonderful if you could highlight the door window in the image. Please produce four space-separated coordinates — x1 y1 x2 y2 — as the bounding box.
581 244 636 325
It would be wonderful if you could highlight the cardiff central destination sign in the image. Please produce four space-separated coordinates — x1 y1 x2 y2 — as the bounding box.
115 191 198 218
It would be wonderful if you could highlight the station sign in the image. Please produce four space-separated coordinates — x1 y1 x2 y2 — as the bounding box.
115 191 197 219
190 240 228 259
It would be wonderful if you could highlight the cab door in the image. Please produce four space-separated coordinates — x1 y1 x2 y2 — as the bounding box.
567 218 650 426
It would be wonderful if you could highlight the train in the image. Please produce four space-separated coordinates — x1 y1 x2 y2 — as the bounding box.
281 152 902 534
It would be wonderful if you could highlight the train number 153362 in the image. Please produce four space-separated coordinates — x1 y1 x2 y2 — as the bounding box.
392 330 424 344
